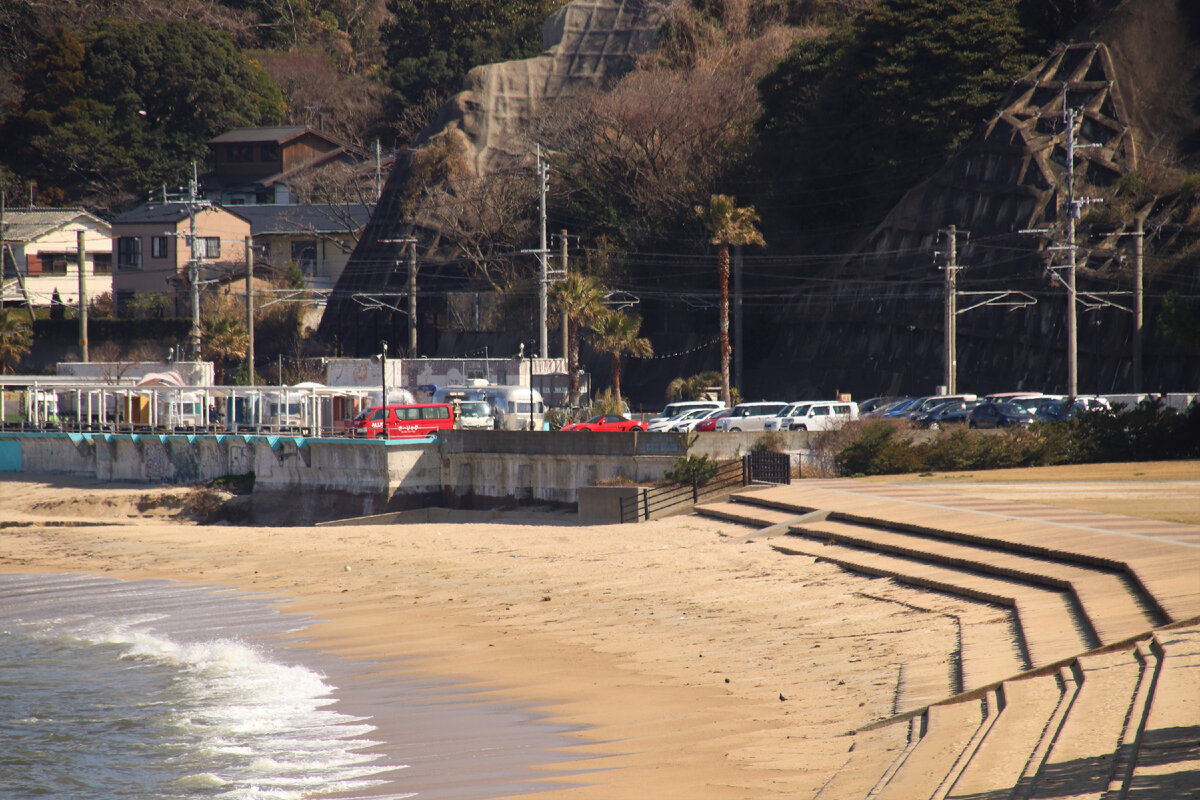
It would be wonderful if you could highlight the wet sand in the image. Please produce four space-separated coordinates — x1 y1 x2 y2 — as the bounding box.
0 464 1193 798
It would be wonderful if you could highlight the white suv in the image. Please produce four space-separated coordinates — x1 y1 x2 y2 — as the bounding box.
763 400 859 432
715 402 789 432
647 400 725 430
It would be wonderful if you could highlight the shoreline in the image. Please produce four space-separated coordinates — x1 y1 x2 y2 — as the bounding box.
2 464 1196 798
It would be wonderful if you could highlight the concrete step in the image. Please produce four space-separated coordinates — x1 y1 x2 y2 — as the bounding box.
693 499 809 530
746 483 1200 625
1023 648 1147 799
811 721 915 800
945 672 1072 799
792 518 1163 646
1125 625 1200 799
772 538 1094 671
873 694 995 800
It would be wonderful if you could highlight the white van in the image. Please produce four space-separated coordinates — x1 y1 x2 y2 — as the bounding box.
714 401 790 432
647 400 725 430
764 400 859 432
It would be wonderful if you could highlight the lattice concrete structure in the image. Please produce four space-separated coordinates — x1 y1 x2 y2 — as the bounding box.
861 42 1137 273
318 0 667 354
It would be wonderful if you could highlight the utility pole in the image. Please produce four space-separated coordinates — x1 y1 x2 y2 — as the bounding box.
162 166 211 361
1065 106 1079 397
537 144 549 358
407 240 417 355
942 225 958 394
374 140 382 202
560 229 569 360
0 192 36 324
1133 215 1144 392
77 230 88 362
245 236 254 383
380 235 418 355
380 340 388 407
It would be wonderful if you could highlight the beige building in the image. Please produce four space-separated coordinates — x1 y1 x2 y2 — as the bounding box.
0 208 113 308
233 204 370 291
110 202 250 315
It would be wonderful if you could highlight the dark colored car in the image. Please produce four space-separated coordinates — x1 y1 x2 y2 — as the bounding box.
913 399 978 428
560 413 648 432
968 401 1034 429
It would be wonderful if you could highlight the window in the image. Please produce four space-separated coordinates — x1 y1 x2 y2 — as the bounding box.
151 236 170 259
92 253 112 275
41 253 68 275
117 236 142 270
291 240 317 274
195 237 220 259
227 144 254 162
260 143 280 161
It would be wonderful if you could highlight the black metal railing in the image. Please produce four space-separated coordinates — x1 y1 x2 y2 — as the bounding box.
618 452 792 523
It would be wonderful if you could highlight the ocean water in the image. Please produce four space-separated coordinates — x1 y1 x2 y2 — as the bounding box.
0 573 587 800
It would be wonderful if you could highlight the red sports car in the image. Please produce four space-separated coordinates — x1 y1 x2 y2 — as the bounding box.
693 408 732 432
560 414 648 432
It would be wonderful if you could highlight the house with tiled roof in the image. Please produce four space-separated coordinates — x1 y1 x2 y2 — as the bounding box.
0 207 113 309
110 202 249 316
233 203 372 291
202 126 369 206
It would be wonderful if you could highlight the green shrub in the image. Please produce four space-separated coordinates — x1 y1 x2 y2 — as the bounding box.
751 431 786 453
834 420 920 476
665 454 720 485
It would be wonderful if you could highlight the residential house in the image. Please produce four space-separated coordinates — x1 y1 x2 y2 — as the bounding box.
110 202 250 316
233 204 371 291
0 208 113 309
202 126 369 206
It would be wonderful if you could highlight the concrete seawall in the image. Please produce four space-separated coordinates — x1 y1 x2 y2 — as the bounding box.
0 430 811 523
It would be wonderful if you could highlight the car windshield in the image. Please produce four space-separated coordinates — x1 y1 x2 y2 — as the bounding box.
997 402 1030 416
789 404 811 416
585 415 605 423
460 402 490 417
352 409 373 422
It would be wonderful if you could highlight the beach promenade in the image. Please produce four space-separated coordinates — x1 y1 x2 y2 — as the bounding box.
0 463 1196 799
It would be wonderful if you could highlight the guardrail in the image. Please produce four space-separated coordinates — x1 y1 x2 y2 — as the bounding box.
618 452 792 523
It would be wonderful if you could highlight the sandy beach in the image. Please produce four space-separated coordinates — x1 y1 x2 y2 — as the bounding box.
1 462 1196 799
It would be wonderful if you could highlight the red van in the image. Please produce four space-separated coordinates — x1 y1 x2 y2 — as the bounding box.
350 403 455 439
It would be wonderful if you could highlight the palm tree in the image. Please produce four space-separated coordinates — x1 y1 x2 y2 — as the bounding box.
666 371 722 402
550 273 606 410
695 194 764 407
592 310 652 403
202 315 249 385
0 311 33 374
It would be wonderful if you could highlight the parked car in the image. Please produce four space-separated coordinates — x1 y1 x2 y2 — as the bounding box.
764 400 859 432
693 407 733 432
913 399 978 428
857 396 896 416
881 397 921 418
1033 396 1112 422
647 406 717 432
646 400 725 429
666 407 728 432
714 402 790 432
863 397 913 418
560 413 648 432
968 401 1034 429
350 402 456 438
904 394 978 420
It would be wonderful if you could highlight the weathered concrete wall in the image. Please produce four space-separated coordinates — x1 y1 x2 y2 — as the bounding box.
0 429 814 521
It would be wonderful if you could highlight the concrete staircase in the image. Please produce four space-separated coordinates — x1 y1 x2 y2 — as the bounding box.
695 482 1200 800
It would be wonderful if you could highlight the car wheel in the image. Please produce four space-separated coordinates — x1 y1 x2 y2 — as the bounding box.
968 421 977 429
797 425 808 431
729 427 741 432
375 433 387 440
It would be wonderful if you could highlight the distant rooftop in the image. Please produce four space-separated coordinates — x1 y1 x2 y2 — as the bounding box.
209 126 345 147
0 207 110 241
231 204 373 235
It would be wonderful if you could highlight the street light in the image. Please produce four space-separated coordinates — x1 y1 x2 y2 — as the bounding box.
380 340 388 408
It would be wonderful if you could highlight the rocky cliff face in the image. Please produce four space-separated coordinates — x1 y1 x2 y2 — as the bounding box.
317 1 667 355
759 0 1200 399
